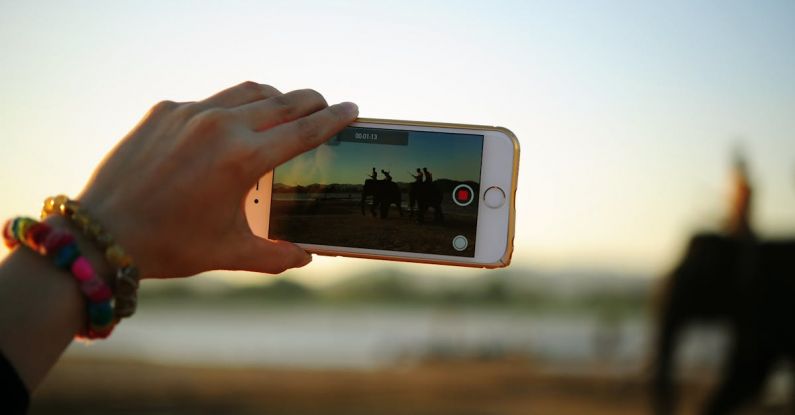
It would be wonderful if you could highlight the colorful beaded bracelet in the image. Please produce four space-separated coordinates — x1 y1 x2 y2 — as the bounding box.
3 217 116 339
41 195 140 319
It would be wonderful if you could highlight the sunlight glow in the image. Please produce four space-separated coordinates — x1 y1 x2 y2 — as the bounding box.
1 1 794 284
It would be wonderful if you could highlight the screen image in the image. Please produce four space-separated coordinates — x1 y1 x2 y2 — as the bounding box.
269 127 484 257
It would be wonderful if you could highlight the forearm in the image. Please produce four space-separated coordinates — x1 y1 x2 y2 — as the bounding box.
0 216 109 391
0 81 354 393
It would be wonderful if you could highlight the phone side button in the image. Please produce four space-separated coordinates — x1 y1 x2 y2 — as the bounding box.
483 186 506 209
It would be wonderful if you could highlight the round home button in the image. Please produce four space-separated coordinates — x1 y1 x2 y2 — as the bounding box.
483 186 506 209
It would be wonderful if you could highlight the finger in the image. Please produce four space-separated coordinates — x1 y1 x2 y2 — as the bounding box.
253 102 358 171
202 81 281 108
235 88 329 131
231 236 312 274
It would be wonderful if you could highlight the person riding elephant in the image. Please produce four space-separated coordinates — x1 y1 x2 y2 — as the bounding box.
423 167 433 183
361 175 402 218
415 169 443 223
409 168 422 216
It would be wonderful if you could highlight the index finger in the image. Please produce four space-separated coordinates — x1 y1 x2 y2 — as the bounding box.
252 101 358 171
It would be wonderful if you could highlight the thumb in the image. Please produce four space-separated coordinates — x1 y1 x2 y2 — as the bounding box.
230 234 312 274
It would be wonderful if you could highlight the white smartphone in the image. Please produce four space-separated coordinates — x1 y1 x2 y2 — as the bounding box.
246 118 519 268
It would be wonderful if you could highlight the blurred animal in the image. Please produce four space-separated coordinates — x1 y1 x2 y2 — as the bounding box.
652 235 795 414
651 153 795 414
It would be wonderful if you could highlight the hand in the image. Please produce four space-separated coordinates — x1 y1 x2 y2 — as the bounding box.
78 82 358 278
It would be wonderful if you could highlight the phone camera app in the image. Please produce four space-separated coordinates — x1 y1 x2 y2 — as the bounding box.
269 127 483 257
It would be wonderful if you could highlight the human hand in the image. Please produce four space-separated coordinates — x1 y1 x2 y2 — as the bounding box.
78 82 358 278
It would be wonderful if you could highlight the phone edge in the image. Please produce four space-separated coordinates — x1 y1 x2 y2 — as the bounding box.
302 117 521 269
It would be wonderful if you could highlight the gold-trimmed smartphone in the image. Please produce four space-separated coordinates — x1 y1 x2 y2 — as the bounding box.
245 118 519 268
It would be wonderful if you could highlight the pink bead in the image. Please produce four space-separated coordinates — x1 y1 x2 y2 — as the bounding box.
88 284 112 303
70 257 95 282
80 278 102 296
80 278 112 302
42 230 75 255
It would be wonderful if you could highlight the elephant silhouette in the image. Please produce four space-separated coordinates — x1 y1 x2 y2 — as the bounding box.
652 152 795 414
414 181 443 223
361 179 403 219
651 235 795 415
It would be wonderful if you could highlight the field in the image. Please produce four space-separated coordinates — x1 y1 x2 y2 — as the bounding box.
32 357 792 415
270 196 478 257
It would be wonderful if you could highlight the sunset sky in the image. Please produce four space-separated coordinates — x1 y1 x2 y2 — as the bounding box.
275 130 484 186
1 1 794 283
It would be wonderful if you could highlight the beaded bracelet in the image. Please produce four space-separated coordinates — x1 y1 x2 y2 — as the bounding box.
3 217 116 339
41 195 140 319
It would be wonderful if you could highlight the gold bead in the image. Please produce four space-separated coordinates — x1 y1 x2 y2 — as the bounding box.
88 222 104 239
53 195 68 214
63 200 79 216
106 245 132 268
96 232 114 247
73 212 90 231
42 197 56 216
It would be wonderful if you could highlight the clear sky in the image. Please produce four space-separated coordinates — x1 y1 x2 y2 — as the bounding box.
275 130 484 186
1 1 794 283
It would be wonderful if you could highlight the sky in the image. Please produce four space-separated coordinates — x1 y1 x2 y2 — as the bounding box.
1 1 794 284
275 130 484 186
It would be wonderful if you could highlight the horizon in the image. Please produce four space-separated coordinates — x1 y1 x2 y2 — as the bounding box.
273 130 484 187
2 1 794 282
272 177 480 187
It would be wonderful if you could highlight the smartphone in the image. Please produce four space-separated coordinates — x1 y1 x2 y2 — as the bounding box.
246 118 519 268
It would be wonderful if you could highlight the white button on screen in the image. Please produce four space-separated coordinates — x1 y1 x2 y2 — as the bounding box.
452 235 468 251
483 186 506 209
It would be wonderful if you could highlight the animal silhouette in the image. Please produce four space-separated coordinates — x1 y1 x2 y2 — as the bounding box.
409 168 423 216
652 235 795 415
361 179 403 219
652 153 795 414
415 181 443 223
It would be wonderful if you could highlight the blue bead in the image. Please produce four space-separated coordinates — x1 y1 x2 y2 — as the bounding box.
53 243 80 269
88 301 114 326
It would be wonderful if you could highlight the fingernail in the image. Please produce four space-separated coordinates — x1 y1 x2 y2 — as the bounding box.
339 101 359 117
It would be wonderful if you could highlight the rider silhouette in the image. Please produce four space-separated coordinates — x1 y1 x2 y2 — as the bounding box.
381 169 392 181
423 167 433 183
410 168 423 183
369 167 378 180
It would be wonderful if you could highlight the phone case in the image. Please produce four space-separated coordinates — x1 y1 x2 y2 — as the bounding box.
301 117 520 269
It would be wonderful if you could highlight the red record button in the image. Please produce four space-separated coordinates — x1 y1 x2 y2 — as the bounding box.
452 184 475 206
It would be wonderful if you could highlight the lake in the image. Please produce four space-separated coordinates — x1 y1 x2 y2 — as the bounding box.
64 304 729 373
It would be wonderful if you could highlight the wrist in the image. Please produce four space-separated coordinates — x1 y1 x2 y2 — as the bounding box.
41 195 141 320
77 192 152 279
42 216 115 288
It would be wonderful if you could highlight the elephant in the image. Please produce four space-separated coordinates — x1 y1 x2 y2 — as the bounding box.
414 181 443 223
651 234 795 415
361 179 403 219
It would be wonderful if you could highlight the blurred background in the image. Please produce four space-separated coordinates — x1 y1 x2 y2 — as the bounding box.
1 1 794 414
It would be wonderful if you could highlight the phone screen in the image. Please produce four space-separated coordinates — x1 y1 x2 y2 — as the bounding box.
269 126 484 257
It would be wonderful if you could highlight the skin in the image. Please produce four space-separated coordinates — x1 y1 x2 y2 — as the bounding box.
0 81 358 391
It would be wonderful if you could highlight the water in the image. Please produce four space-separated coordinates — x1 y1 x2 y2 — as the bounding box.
64 305 726 371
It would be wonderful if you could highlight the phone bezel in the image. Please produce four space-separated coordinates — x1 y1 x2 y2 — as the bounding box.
245 118 519 268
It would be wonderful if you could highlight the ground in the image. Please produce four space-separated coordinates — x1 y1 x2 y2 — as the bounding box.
30 358 791 415
270 198 478 257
